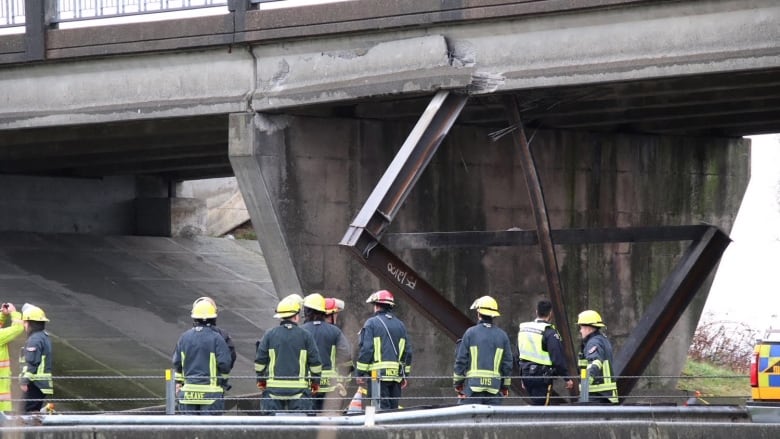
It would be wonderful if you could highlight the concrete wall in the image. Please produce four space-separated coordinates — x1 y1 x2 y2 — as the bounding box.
0 175 217 237
177 178 249 236
0 175 141 235
247 114 749 397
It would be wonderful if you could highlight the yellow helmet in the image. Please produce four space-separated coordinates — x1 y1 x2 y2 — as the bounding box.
191 298 218 319
303 293 327 313
274 295 302 319
577 310 606 328
470 296 500 317
21 304 49 322
283 294 304 306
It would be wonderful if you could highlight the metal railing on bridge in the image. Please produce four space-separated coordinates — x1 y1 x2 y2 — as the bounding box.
1 0 286 28
0 372 750 417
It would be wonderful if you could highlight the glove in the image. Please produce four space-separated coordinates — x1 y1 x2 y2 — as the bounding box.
500 387 509 397
311 382 320 395
454 383 465 398
256 380 266 391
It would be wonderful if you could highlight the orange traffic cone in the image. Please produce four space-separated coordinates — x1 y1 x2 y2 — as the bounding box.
346 387 365 413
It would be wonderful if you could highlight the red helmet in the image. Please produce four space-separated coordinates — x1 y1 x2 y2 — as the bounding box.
325 298 345 315
366 290 395 307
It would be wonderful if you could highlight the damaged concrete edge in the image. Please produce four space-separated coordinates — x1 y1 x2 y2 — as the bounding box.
251 35 484 111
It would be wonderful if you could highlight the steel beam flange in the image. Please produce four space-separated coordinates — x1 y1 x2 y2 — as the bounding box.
340 90 473 341
614 225 731 398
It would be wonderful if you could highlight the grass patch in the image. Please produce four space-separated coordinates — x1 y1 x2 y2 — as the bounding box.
677 358 749 398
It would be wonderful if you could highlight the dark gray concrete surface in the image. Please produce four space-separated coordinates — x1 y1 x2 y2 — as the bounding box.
0 232 278 412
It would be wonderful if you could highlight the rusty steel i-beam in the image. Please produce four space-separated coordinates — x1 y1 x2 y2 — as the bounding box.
340 89 731 400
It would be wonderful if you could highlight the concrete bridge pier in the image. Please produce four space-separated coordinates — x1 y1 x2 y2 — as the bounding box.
226 106 749 401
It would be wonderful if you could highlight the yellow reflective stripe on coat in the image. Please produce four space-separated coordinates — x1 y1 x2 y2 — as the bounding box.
266 349 310 389
318 345 338 392
179 383 223 405
22 355 53 395
464 346 501 379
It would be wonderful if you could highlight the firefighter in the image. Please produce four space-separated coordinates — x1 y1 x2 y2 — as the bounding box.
255 295 322 414
356 290 412 410
518 299 575 405
19 304 53 413
191 296 236 392
301 293 353 414
324 297 345 326
452 296 513 405
172 299 233 415
577 309 618 404
0 303 24 413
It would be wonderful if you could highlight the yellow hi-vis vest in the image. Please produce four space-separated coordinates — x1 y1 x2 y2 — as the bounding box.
0 311 24 411
517 321 553 366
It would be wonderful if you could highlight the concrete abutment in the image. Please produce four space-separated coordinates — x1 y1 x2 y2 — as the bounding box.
227 111 749 398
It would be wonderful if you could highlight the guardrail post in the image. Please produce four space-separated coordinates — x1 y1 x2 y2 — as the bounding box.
579 368 589 403
370 369 380 410
165 369 176 415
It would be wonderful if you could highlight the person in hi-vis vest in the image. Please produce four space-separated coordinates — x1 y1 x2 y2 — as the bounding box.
518 299 574 405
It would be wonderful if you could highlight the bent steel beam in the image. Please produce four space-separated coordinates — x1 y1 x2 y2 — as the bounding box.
504 96 578 387
340 90 473 341
613 225 731 397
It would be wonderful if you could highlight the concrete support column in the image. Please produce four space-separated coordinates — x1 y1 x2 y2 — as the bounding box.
228 112 302 296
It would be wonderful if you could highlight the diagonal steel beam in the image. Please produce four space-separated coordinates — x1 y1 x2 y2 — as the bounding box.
342 90 469 241
340 90 473 341
342 229 473 341
504 96 579 392
613 225 731 397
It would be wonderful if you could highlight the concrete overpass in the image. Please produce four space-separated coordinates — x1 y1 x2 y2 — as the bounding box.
0 0 777 411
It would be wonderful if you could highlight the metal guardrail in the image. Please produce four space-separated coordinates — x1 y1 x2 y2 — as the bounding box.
14 405 751 427
0 372 751 417
1 0 237 28
55 0 229 23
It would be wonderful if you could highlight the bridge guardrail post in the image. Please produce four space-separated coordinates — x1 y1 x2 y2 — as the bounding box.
370 369 380 410
579 368 589 403
165 369 176 415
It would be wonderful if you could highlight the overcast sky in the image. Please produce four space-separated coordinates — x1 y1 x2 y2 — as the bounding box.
702 134 780 332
